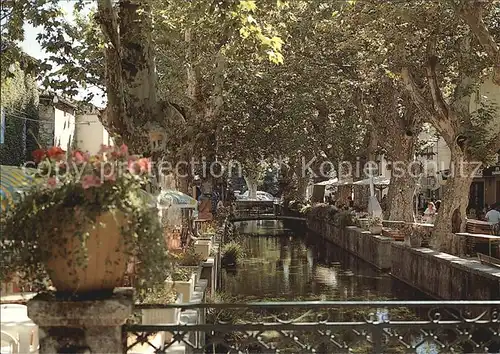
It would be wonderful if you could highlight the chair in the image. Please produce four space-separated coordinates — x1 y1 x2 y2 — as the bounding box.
0 304 38 353
1 330 19 354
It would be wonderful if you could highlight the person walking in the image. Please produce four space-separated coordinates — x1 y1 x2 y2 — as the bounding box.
423 201 437 224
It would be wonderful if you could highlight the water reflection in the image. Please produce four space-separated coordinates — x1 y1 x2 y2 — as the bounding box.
223 221 427 300
219 222 498 353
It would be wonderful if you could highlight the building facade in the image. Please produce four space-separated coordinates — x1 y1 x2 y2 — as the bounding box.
38 93 76 151
75 105 113 154
416 78 500 213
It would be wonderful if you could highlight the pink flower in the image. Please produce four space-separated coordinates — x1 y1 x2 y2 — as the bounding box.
47 177 57 188
81 175 102 189
128 157 151 175
119 144 128 156
98 144 112 154
32 149 46 163
72 150 88 164
47 146 65 160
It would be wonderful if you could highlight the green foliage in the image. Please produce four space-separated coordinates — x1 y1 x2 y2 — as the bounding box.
0 145 169 296
308 204 355 228
139 286 177 304
0 63 39 165
169 267 193 282
172 247 204 266
368 216 383 227
222 241 245 266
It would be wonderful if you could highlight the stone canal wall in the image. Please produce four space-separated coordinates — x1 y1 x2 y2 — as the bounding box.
391 243 500 300
309 218 392 270
307 215 500 300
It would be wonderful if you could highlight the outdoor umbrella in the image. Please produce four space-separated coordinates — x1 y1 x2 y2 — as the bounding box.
1 165 37 214
353 176 390 186
314 178 338 186
157 189 197 209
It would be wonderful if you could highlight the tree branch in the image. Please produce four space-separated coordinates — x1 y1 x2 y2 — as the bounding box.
425 39 450 120
486 128 500 156
401 67 455 145
457 0 500 85
401 67 435 118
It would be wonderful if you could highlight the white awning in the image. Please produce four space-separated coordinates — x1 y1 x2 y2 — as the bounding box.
315 178 338 186
353 176 391 186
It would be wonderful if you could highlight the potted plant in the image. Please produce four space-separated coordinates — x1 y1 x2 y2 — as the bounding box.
0 145 169 297
199 223 216 242
165 267 196 303
194 239 212 260
221 241 245 267
173 247 204 281
140 287 181 344
368 216 383 235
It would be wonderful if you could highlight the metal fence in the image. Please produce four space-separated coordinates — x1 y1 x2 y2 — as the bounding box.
123 300 500 354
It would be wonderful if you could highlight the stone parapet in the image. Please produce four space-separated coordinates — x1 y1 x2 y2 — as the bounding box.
391 243 500 300
307 217 392 270
27 288 133 353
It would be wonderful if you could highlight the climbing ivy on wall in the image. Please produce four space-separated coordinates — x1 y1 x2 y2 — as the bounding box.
0 63 39 166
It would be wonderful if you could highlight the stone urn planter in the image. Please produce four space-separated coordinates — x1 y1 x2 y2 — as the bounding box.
2 145 168 298
142 294 182 344
165 272 196 303
199 232 215 244
43 211 128 294
194 240 212 260
181 265 203 283
369 225 383 235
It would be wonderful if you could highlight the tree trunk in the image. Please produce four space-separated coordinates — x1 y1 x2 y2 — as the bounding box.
431 149 478 254
295 175 309 202
386 175 416 222
337 186 352 205
244 175 258 199
118 0 157 151
336 163 352 205
386 136 418 223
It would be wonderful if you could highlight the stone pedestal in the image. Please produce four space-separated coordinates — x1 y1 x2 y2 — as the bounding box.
27 288 133 353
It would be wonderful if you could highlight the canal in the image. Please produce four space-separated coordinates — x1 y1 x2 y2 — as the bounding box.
222 220 429 301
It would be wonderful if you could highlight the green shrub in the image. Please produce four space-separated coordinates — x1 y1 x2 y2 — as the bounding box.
140 286 177 304
222 241 245 266
169 267 192 281
174 247 204 266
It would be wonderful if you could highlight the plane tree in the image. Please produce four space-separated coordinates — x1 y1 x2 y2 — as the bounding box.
348 0 500 251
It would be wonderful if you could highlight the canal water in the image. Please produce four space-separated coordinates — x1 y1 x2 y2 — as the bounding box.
222 220 428 301
216 221 499 353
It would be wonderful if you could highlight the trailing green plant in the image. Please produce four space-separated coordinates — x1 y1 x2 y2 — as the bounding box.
0 144 169 296
221 241 245 266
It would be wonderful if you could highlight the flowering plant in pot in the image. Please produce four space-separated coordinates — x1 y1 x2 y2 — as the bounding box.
0 144 169 298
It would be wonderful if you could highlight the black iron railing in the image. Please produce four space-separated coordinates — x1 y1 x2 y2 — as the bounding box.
124 301 500 353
